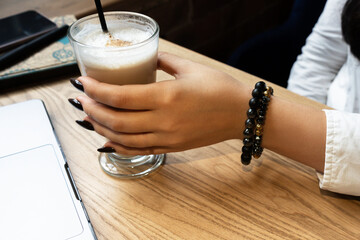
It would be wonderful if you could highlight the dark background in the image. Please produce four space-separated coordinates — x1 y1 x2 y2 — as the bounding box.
98 0 327 87
100 0 295 63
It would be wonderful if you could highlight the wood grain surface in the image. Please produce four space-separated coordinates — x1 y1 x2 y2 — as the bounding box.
1 38 359 239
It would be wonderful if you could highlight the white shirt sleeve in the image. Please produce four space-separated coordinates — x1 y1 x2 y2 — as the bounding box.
317 110 360 196
287 0 348 104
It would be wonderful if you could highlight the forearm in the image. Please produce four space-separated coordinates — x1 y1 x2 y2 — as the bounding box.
232 82 326 172
259 96 326 172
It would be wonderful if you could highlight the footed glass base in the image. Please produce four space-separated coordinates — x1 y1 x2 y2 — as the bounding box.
99 153 165 179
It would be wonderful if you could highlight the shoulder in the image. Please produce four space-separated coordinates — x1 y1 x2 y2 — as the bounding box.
319 0 347 23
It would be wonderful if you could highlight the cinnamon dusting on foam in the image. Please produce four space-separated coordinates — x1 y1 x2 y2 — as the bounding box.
105 33 132 47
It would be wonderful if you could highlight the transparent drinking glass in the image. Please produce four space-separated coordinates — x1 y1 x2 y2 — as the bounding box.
68 12 165 178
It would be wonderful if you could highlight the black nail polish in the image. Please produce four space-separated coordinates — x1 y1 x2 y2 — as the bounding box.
97 147 116 153
76 120 94 131
68 98 83 111
70 78 84 92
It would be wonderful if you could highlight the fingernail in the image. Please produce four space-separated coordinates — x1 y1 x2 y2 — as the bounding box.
68 98 83 111
70 78 84 92
76 120 94 131
97 147 116 153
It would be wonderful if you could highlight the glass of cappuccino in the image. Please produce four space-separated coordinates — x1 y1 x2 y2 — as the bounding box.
68 12 164 178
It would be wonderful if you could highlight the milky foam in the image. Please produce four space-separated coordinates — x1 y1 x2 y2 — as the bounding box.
74 23 152 47
73 22 157 69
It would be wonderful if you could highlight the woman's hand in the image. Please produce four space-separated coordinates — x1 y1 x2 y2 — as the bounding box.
75 52 251 155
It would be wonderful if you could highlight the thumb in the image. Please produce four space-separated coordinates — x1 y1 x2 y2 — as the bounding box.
157 52 194 77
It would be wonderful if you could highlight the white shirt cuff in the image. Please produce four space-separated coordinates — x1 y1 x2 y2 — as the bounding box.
319 109 360 196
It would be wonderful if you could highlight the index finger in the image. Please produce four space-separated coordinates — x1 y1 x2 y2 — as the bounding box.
157 52 195 77
78 76 159 110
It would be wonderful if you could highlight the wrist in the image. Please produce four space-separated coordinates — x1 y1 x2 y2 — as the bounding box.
231 82 253 140
240 81 274 165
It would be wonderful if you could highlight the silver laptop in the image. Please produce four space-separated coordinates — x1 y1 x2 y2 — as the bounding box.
0 99 97 240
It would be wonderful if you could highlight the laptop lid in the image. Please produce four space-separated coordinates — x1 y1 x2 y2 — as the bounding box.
0 99 97 240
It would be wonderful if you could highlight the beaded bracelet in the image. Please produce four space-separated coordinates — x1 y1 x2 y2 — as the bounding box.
241 81 273 166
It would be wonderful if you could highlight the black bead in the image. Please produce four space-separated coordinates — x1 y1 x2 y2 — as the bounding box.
247 108 256 118
252 88 262 98
254 135 262 142
249 98 259 109
243 137 253 146
241 153 252 165
253 146 263 154
242 145 253 153
260 104 268 112
255 81 266 92
243 128 253 137
245 118 255 128
257 116 265 125
268 86 274 95
258 110 266 116
262 95 270 103
254 140 261 147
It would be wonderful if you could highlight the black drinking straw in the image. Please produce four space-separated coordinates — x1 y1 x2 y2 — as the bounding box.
94 0 108 32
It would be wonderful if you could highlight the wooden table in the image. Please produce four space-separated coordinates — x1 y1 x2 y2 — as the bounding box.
1 1 360 239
